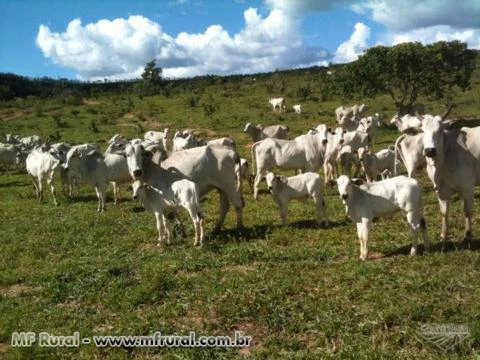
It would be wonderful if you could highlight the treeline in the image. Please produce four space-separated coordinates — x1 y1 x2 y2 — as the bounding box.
0 64 335 102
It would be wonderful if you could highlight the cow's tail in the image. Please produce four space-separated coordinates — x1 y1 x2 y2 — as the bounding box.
250 141 261 177
394 134 406 176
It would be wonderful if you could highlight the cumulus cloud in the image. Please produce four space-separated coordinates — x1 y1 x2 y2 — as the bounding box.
389 25 480 49
352 0 480 32
334 22 371 63
265 0 355 14
36 9 330 80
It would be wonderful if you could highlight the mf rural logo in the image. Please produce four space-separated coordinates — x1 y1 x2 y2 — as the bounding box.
417 323 470 352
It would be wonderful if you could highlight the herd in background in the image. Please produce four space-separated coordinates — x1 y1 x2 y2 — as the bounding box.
1 98 478 260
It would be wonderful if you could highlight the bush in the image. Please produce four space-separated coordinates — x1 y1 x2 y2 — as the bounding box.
88 120 99 133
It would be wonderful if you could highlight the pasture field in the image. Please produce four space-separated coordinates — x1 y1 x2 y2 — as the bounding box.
1 68 480 359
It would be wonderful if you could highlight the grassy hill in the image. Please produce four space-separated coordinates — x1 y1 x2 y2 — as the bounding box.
0 61 479 359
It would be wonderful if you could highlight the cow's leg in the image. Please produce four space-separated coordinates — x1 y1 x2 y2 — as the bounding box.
47 173 58 206
186 206 201 246
111 182 118 205
357 218 369 260
406 211 419 256
95 185 106 212
253 170 266 200
226 185 244 229
30 175 40 200
313 194 327 226
463 189 474 247
213 190 230 232
199 217 205 246
420 216 430 253
155 212 165 245
37 176 44 202
438 198 449 245
278 200 288 225
162 214 171 245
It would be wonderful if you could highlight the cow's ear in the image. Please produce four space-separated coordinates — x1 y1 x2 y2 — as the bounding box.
143 150 153 160
351 178 364 186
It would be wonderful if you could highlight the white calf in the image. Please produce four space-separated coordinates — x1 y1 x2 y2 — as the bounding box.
338 145 360 178
236 158 253 193
336 175 430 260
292 104 302 114
26 148 61 205
323 127 346 184
358 147 396 182
132 180 205 246
266 172 327 226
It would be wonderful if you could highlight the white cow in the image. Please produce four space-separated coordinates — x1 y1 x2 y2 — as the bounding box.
292 104 302 114
125 143 243 232
243 123 289 142
172 133 204 152
343 130 370 153
357 114 381 148
266 172 327 226
0 144 21 168
323 127 346 184
26 147 61 205
144 129 169 151
20 135 41 149
132 180 205 246
390 114 424 133
251 125 329 199
236 158 252 193
393 133 425 177
337 175 430 260
268 97 286 113
64 148 131 211
421 116 480 245
62 143 100 197
338 145 361 178
207 137 236 150
358 147 396 182
336 104 367 131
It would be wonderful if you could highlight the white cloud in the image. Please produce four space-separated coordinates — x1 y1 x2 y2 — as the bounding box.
36 8 331 80
388 25 480 49
334 22 371 63
352 0 480 32
265 0 355 14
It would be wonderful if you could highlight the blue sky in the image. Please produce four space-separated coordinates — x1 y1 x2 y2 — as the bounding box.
1 0 479 80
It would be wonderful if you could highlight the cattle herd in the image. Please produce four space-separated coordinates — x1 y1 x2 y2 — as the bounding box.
1 100 478 260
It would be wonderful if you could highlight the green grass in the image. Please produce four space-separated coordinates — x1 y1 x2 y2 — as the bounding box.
1 67 480 359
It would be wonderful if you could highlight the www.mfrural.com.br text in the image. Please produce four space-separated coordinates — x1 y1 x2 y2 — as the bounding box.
11 331 251 348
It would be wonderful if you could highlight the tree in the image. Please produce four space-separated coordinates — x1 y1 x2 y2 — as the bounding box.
139 60 162 95
141 60 162 84
341 41 477 114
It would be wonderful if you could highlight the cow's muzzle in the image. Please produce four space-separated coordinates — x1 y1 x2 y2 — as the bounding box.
424 148 437 158
133 169 142 178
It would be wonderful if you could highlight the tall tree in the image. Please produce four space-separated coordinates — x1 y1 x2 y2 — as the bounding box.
141 60 162 85
340 41 477 114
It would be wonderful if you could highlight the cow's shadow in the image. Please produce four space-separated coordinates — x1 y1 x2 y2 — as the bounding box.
0 180 29 188
207 225 271 244
384 238 480 257
287 219 349 230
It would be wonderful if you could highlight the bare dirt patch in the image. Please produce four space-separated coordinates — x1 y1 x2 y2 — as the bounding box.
82 99 102 105
221 263 257 275
232 321 266 355
0 283 32 298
